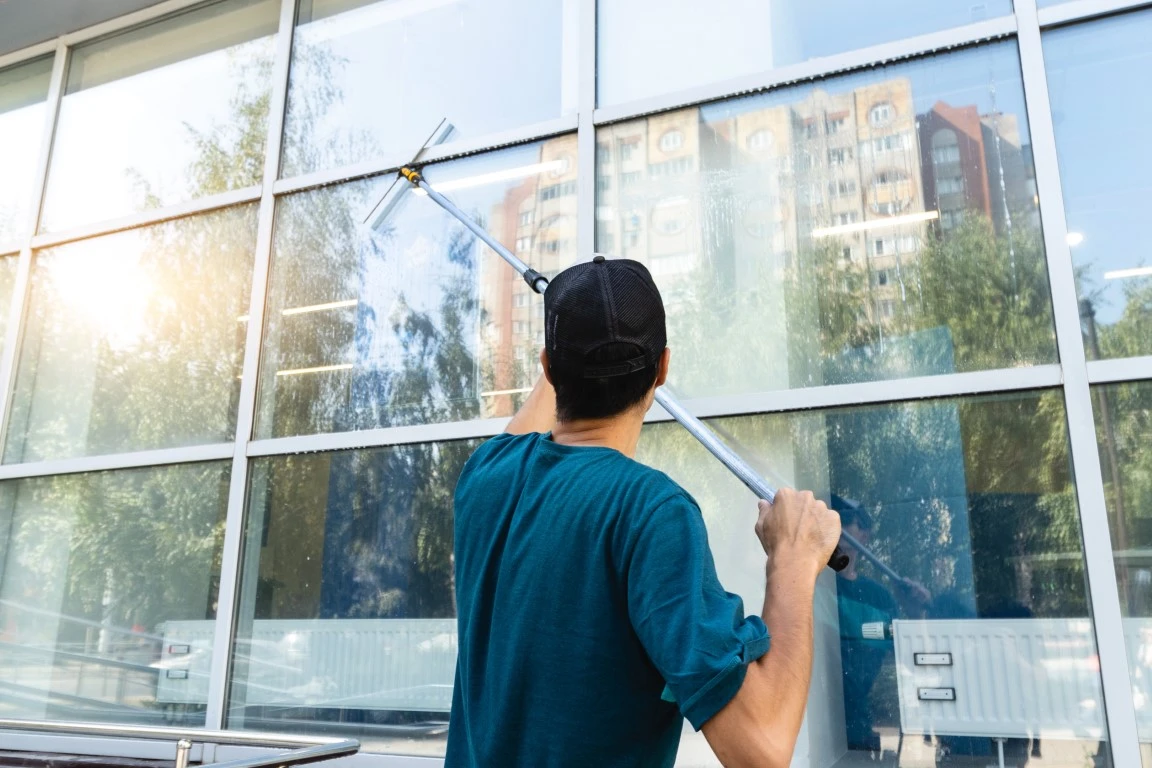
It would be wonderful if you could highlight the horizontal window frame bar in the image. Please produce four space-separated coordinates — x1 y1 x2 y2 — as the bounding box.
0 243 21 258
646 365 1064 424
0 442 235 481
246 417 512 457
244 366 1062 458
0 39 57 70
592 15 1018 126
30 185 262 249
272 114 580 197
58 0 224 48
1087 355 1152 385
1038 0 1152 26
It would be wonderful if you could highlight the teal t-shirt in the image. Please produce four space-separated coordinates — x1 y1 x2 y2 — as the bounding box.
445 432 770 767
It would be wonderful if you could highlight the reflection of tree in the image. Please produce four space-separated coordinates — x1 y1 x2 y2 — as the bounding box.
797 212 1056 381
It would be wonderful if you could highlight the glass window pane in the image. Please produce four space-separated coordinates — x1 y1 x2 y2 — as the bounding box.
1093 379 1152 763
0 56 53 245
5 206 258 463
637 390 1108 765
228 439 478 754
1045 13 1152 360
281 0 577 178
597 0 1013 107
256 138 578 439
0 462 230 726
596 43 1055 400
39 0 279 233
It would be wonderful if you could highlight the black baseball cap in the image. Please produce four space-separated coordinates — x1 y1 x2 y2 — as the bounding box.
544 255 667 379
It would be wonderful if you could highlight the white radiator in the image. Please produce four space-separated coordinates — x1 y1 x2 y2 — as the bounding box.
157 618 457 712
893 619 1106 740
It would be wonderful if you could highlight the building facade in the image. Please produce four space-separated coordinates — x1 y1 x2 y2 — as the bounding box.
1 0 1151 766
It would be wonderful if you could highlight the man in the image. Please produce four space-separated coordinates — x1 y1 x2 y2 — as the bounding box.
831 495 929 756
446 256 842 767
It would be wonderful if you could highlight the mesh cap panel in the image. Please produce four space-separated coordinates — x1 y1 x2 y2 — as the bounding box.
544 256 666 378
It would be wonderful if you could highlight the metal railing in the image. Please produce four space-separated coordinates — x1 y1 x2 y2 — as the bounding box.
0 719 360 767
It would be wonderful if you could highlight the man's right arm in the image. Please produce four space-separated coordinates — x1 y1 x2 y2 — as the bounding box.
701 490 841 768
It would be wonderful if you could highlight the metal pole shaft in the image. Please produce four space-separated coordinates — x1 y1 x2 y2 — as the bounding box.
405 169 850 572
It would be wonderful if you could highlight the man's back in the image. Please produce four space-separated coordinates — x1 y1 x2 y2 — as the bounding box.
446 431 767 767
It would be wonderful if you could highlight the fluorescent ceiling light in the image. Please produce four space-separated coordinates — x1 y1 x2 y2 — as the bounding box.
414 161 564 196
276 363 354 377
480 386 534 397
811 211 939 238
282 299 359 316
1104 266 1152 280
1066 232 1085 247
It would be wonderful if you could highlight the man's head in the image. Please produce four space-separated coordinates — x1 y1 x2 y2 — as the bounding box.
542 256 669 423
830 494 872 549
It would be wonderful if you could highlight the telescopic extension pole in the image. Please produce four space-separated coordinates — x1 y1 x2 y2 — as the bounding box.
395 166 853 572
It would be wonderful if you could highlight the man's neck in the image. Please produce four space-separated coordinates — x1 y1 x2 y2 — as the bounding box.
551 409 646 457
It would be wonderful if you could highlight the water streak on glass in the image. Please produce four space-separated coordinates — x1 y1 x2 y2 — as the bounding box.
227 440 478 755
5 205 258 463
637 391 1109 766
38 0 279 233
1045 12 1152 360
280 0 576 178
597 0 1013 107
0 56 53 245
256 138 578 439
596 42 1056 400
0 462 231 727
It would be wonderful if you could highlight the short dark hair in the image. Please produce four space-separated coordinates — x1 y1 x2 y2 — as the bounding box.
552 342 658 422
831 494 873 530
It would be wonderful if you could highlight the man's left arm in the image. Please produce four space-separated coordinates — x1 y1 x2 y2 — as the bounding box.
505 374 556 435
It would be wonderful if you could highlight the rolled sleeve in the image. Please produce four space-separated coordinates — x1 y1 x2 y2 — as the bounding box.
626 493 770 730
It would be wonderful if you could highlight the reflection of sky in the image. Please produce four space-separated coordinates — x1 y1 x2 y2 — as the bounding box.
702 41 1029 135
598 0 1012 106
350 143 547 370
283 0 573 176
1045 13 1152 326
0 102 45 246
0 57 52 247
39 36 274 233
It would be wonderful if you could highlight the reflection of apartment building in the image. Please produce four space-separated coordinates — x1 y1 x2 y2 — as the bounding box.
919 102 1037 237
481 134 578 410
596 76 925 327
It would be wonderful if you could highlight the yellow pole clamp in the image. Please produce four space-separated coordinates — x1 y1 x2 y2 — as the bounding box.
400 167 423 184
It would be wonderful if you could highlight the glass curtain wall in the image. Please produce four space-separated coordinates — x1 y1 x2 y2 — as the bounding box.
0 0 1149 765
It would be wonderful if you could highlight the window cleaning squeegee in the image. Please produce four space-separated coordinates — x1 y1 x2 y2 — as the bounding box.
367 126 853 573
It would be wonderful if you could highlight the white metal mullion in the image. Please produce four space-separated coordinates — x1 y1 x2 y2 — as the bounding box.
1039 0 1152 27
576 0 597 260
58 0 221 47
29 185 263 250
244 365 1064 459
0 40 57 71
202 0 297 732
1088 356 1152 386
592 15 1018 126
271 115 579 197
1015 0 1142 761
0 42 67 460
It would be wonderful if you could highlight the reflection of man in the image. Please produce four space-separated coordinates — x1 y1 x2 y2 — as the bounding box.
447 257 842 766
833 495 929 755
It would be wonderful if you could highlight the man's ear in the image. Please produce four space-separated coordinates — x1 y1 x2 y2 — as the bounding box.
654 348 671 388
541 349 554 386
